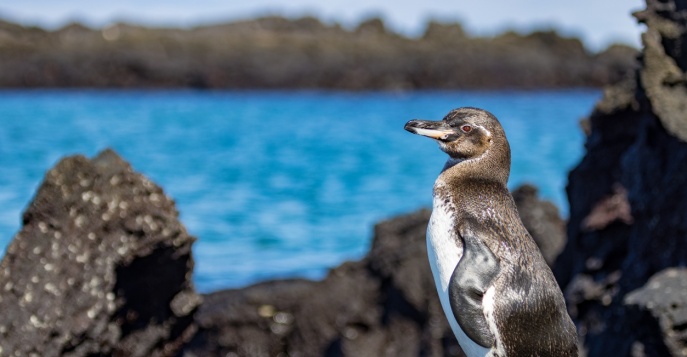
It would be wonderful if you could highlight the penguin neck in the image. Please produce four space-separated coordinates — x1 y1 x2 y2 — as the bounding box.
438 140 511 189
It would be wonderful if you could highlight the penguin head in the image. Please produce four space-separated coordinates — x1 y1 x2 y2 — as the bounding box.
404 107 506 161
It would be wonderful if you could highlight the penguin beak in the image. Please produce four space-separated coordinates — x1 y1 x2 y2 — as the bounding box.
404 119 458 141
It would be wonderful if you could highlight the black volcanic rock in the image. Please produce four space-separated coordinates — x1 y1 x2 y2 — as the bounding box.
554 0 687 355
0 149 200 356
624 268 687 356
512 184 566 267
182 209 463 357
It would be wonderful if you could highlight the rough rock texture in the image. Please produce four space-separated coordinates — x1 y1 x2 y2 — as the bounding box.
0 149 200 356
0 17 636 90
554 0 687 355
182 185 565 357
183 209 463 357
512 184 566 267
624 268 687 356
636 1 687 141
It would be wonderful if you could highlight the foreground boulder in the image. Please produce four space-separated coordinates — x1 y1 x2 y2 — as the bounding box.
624 268 687 356
0 149 200 356
554 0 687 355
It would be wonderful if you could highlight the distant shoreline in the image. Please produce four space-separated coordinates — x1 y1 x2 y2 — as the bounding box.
0 86 604 92
0 16 638 90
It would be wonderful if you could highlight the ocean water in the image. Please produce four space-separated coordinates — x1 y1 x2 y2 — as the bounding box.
0 89 597 292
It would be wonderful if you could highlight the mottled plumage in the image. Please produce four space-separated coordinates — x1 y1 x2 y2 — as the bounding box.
405 107 577 357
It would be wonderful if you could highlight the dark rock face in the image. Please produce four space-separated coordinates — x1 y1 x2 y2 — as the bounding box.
624 268 687 356
183 185 565 357
183 209 464 357
512 184 566 267
0 149 200 356
0 17 635 90
554 0 687 355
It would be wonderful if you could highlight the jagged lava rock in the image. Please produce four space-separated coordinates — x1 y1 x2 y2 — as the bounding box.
554 0 687 355
183 185 566 357
636 0 687 141
512 184 566 267
183 209 463 357
624 268 687 356
0 149 200 356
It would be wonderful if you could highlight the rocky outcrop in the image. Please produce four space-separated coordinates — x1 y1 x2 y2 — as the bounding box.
624 268 687 356
636 2 687 141
512 184 566 267
0 17 635 90
0 149 200 356
553 0 687 355
182 209 462 357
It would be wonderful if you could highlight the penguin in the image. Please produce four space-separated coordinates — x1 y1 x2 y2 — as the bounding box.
404 107 578 357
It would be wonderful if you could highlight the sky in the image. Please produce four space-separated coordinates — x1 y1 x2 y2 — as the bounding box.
0 0 645 51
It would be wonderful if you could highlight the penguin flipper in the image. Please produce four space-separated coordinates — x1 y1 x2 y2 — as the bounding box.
448 230 501 348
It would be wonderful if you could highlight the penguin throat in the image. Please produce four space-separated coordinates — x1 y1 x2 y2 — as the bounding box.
442 157 465 171
441 145 491 173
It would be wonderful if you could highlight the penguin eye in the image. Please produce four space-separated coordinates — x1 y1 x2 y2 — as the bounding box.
461 125 472 133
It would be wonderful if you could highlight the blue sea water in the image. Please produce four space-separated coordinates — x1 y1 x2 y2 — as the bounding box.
0 89 597 292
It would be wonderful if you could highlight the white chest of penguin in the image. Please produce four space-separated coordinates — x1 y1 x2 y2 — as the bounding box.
426 189 492 357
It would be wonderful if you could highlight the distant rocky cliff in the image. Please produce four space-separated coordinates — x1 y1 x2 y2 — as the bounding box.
0 17 635 90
